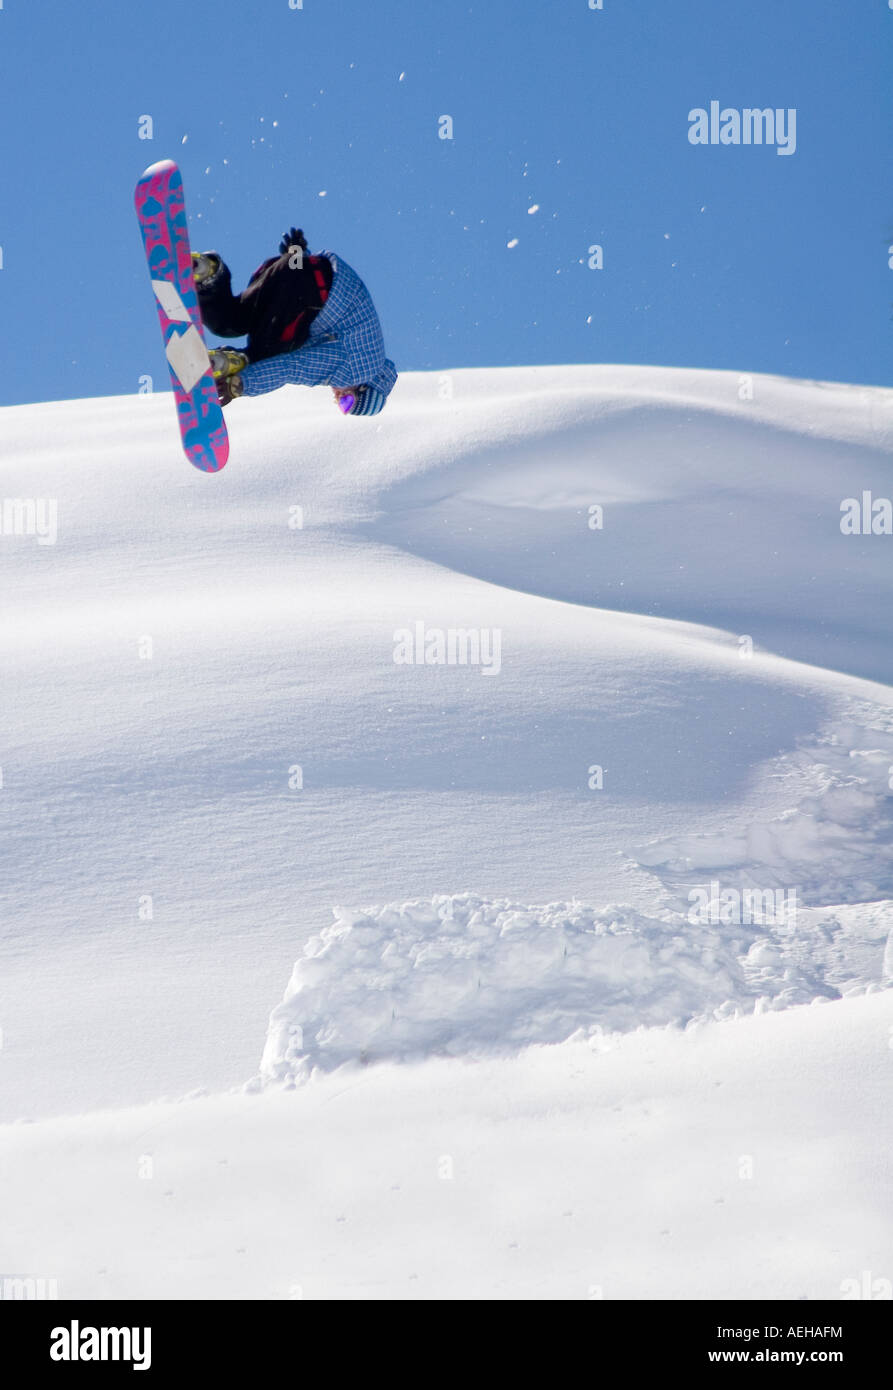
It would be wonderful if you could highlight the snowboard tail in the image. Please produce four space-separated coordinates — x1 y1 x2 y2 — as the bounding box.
135 159 229 472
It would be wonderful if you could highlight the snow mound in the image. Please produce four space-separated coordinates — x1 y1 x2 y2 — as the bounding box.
366 367 893 686
257 890 893 1085
636 709 893 904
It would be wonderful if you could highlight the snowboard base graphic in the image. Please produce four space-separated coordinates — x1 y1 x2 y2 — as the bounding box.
135 159 229 472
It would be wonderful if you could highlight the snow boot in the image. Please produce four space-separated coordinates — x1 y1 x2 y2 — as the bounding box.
209 347 250 381
192 252 222 287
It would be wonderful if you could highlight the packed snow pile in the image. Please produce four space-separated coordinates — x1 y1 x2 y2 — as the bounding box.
257 888 893 1085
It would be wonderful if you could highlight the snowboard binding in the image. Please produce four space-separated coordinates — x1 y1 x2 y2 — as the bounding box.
209 347 250 381
192 251 222 287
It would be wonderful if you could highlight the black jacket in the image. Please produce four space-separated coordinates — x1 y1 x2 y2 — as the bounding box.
197 252 334 362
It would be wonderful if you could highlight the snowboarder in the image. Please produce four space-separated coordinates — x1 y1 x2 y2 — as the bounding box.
192 227 397 416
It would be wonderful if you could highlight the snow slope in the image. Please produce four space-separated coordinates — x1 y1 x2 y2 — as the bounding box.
1 363 892 1299
2 992 891 1300
1 365 891 1120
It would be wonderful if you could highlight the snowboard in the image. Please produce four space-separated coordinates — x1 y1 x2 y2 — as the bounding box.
134 159 229 472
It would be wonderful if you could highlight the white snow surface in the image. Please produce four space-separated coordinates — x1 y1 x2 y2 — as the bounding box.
3 992 892 1300
1 363 893 1298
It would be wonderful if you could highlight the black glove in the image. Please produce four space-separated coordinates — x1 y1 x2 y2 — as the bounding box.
217 374 243 407
279 226 308 256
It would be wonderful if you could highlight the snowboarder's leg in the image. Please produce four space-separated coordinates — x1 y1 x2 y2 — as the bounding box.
193 253 252 340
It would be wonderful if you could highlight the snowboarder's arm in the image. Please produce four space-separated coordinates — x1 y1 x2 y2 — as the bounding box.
239 340 342 396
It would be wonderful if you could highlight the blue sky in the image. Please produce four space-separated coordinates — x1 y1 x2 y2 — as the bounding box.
0 0 890 406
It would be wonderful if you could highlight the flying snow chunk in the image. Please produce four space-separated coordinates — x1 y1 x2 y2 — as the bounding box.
399 72 405 80
528 204 540 214
319 191 327 197
507 238 519 249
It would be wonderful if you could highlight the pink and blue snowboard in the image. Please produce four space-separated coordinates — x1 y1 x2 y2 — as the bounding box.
134 159 229 472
